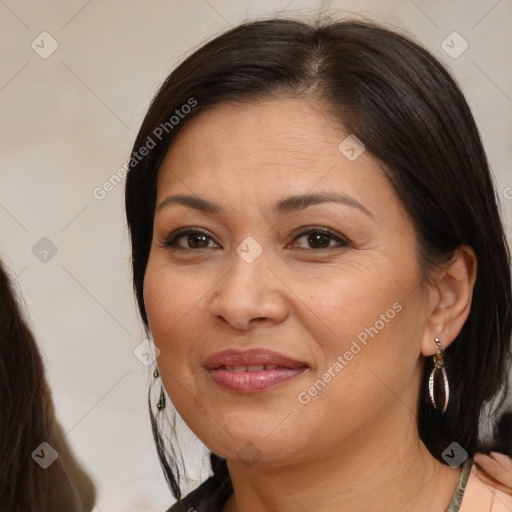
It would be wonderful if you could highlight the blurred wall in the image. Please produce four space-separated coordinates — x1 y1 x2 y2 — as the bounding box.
0 1 510 510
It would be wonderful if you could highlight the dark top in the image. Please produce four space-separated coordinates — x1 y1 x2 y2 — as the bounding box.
166 458 473 512
166 472 233 512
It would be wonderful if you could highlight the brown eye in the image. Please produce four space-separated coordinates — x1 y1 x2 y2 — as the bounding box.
159 228 217 250
291 227 350 250
184 233 210 249
305 232 331 249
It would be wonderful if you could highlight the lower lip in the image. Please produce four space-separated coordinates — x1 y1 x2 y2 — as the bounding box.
207 367 307 393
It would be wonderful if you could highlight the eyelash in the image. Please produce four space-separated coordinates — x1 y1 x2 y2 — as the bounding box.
158 226 350 251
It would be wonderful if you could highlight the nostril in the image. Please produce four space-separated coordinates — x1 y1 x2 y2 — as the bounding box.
250 317 269 325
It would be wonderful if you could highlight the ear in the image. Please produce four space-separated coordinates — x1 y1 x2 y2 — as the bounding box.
420 245 477 357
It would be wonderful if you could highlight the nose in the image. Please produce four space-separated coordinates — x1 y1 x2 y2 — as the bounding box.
209 246 289 331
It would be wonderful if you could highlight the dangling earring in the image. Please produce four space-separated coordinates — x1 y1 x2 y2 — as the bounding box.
428 337 449 413
154 367 166 410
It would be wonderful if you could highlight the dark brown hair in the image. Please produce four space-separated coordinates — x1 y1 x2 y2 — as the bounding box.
124 17 512 501
0 259 52 509
0 258 96 511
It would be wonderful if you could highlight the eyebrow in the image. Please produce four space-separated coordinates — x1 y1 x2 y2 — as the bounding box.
156 191 373 218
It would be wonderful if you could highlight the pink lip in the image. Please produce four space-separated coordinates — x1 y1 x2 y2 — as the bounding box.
204 348 309 393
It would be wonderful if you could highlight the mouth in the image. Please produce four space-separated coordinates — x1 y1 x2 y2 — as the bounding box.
204 348 309 393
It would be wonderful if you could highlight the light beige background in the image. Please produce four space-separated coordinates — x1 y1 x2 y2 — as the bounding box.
1 1 511 510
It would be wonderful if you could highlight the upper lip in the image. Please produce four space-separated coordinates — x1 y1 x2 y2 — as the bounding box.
204 348 308 370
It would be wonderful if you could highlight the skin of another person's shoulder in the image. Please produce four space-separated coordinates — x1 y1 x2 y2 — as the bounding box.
462 464 512 512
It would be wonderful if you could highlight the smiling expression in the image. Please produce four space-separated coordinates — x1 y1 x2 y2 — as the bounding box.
143 97 431 467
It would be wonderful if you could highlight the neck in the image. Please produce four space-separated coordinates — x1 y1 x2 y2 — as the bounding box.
223 371 461 512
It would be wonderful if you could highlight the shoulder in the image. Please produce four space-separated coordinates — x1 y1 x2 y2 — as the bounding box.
165 473 233 512
460 460 512 512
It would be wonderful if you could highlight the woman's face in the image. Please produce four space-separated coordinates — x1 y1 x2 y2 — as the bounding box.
143 97 432 468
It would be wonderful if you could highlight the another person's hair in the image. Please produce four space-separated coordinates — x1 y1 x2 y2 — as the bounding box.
0 258 96 511
124 17 512 500
483 410 512 456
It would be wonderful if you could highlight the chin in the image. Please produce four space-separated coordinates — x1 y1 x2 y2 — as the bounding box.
193 412 308 466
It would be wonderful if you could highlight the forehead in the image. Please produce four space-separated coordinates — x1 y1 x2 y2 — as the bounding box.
156 97 390 211
161 98 342 173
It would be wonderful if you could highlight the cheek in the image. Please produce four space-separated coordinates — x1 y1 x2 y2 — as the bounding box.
284 260 420 359
143 262 210 394
143 260 206 343
316 279 425 412
291 262 425 414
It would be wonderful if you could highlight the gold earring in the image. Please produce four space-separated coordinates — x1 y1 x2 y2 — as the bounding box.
428 337 449 413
